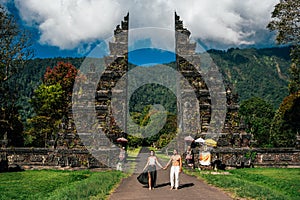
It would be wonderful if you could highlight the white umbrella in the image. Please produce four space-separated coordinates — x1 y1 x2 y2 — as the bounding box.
195 137 205 143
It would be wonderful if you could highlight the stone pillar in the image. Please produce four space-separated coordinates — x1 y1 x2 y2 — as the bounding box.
174 12 244 147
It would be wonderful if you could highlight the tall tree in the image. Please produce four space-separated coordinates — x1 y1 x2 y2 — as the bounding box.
0 5 32 82
267 0 300 147
43 62 78 117
25 62 79 147
267 0 300 94
0 5 32 146
270 91 300 147
267 0 300 45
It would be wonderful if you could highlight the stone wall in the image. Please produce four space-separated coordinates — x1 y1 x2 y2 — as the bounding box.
1 147 299 172
254 148 300 167
192 147 300 168
0 147 120 171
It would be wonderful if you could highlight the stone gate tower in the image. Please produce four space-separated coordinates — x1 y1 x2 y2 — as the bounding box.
92 12 245 148
174 13 244 147
74 12 247 158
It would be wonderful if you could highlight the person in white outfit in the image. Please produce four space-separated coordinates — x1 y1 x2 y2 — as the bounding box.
164 149 182 190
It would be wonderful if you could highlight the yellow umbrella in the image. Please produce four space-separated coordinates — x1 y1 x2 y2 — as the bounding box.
205 138 217 147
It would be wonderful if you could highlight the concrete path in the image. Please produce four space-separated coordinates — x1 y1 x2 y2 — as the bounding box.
108 147 233 200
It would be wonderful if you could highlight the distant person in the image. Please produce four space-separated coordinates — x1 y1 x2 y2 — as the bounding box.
117 147 126 171
164 149 182 190
185 146 194 168
142 150 164 190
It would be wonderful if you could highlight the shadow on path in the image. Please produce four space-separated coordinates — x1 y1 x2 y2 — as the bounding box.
154 182 170 189
179 183 194 189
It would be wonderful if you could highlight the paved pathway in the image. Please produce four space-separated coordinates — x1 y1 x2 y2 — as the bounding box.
109 147 233 200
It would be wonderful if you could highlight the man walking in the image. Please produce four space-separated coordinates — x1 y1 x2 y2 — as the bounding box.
164 149 182 190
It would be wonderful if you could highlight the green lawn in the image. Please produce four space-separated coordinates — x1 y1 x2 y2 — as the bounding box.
0 148 141 200
186 168 300 200
0 170 126 200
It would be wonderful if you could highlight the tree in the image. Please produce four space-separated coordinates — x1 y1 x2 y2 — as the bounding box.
239 97 275 147
30 83 65 119
43 62 78 118
267 0 300 45
267 0 300 94
44 62 78 96
24 83 64 147
0 5 32 147
0 5 33 83
270 91 300 147
267 0 300 147
0 107 24 147
288 63 300 94
24 62 79 147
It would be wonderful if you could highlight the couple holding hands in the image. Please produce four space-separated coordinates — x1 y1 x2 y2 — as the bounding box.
140 149 182 190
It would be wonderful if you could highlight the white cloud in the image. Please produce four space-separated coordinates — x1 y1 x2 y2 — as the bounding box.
15 0 123 49
173 0 279 48
14 0 279 50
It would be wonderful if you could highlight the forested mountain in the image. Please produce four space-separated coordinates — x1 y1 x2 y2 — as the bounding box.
208 46 291 108
9 47 290 122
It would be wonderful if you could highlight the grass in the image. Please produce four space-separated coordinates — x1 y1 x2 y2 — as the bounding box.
0 147 141 200
0 169 126 200
185 167 300 200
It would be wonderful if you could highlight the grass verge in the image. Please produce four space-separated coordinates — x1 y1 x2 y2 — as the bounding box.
184 167 300 200
0 170 126 200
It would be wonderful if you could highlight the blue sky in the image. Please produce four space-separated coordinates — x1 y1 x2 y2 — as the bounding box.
1 0 280 65
128 48 176 66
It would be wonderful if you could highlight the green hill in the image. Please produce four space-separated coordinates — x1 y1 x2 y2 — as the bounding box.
7 47 291 121
208 46 290 108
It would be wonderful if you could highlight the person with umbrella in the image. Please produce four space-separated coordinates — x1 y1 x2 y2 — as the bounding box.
117 147 127 171
185 145 194 168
